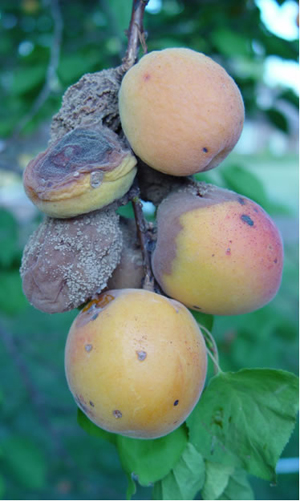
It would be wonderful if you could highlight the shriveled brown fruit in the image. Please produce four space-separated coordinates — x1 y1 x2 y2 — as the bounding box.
20 208 122 313
23 125 137 218
107 217 144 290
50 68 123 142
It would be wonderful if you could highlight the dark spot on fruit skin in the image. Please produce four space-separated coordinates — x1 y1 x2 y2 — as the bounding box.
89 401 95 407
143 73 151 81
85 344 93 352
241 215 254 226
226 248 231 255
113 410 122 418
274 258 278 264
238 197 246 205
193 305 202 310
136 350 147 361
174 400 179 406
211 254 215 257
75 394 91 415
203 147 208 153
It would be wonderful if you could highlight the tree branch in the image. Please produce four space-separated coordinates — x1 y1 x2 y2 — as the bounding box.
121 0 149 72
131 190 157 292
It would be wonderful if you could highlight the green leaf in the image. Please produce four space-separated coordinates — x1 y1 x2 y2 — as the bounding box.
220 469 254 500
117 425 188 486
117 202 135 219
202 462 254 500
221 165 269 209
190 311 214 332
77 408 117 445
265 108 289 133
211 29 251 57
152 482 163 500
187 369 299 482
2 436 47 490
202 462 234 500
126 472 137 500
153 443 205 500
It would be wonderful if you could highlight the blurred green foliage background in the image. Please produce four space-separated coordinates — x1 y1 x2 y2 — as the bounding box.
0 0 298 499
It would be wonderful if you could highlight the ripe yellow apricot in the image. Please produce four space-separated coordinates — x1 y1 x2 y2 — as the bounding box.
65 289 207 439
152 187 284 316
119 48 244 176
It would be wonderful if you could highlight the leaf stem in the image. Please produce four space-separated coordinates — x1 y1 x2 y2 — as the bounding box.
199 324 223 374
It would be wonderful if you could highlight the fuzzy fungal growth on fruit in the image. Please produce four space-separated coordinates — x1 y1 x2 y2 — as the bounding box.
50 68 123 141
23 125 137 218
20 208 122 313
152 185 284 316
119 48 244 177
65 289 207 439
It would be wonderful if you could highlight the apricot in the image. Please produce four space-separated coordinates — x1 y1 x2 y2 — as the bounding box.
23 125 137 218
65 289 207 439
118 48 244 176
107 218 144 290
152 186 283 316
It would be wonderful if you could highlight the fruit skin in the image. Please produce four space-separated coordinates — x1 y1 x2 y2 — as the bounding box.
152 186 284 316
119 48 244 177
65 289 207 439
107 218 144 290
23 125 137 218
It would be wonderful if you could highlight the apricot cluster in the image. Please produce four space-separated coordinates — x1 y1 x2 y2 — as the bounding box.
21 46 284 440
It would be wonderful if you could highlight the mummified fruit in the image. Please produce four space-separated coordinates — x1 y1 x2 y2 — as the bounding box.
65 289 207 439
20 208 122 313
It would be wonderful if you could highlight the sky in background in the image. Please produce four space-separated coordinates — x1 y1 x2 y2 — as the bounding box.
147 0 299 94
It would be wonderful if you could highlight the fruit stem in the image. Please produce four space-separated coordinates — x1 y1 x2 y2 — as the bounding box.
131 192 157 293
121 0 149 72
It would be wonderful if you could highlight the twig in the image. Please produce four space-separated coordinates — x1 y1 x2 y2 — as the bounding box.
121 0 149 72
121 0 157 292
131 191 157 292
11 0 63 139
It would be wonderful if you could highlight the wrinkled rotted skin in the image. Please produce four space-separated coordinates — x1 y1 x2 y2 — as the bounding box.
20 207 123 313
23 124 137 218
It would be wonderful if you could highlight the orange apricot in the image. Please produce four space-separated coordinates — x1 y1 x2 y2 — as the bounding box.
65 289 207 439
119 48 244 176
152 186 284 315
